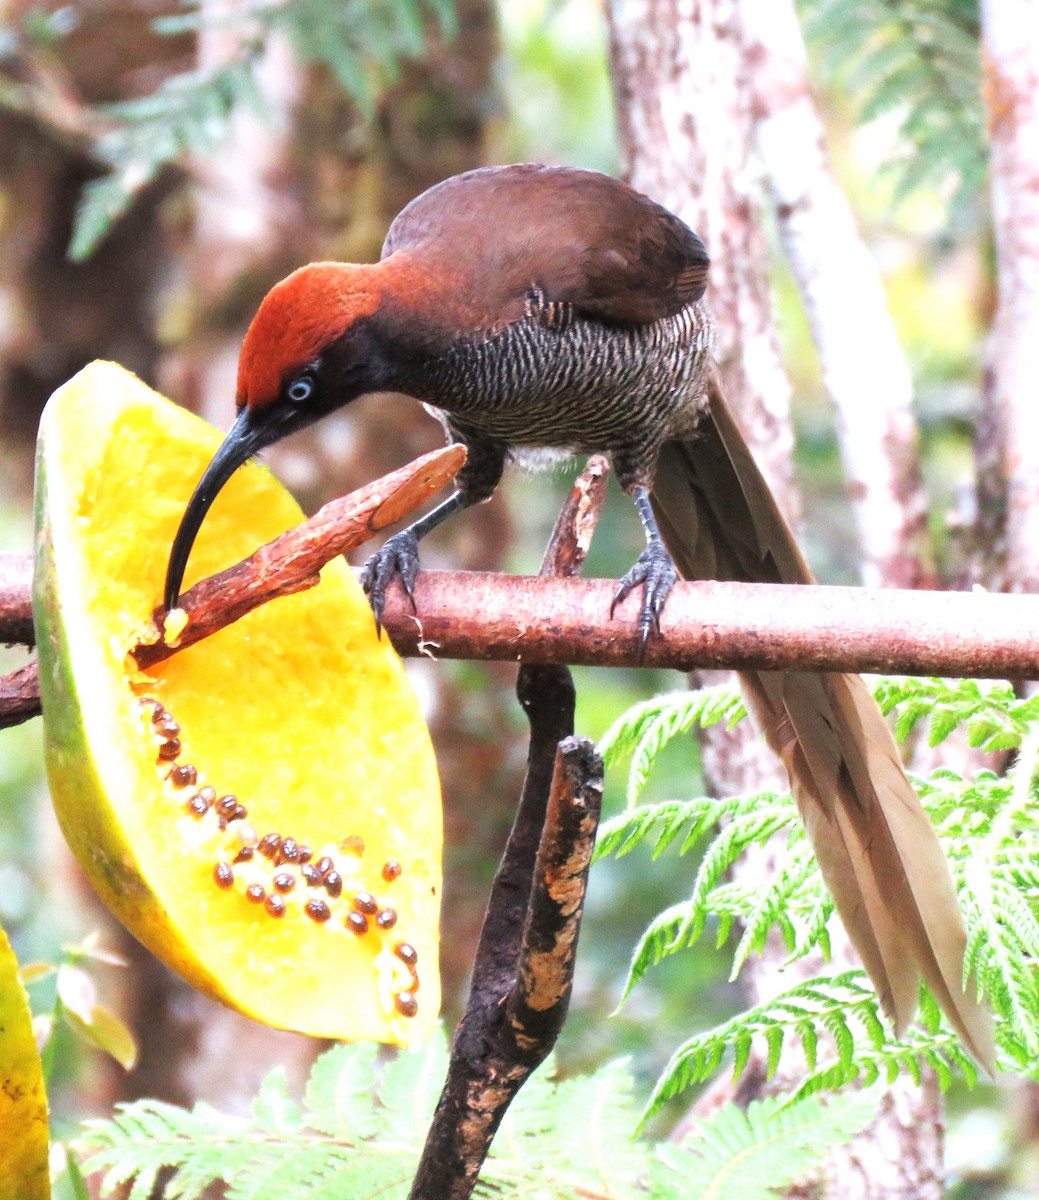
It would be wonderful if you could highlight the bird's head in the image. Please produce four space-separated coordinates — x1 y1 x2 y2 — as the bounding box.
164 262 384 611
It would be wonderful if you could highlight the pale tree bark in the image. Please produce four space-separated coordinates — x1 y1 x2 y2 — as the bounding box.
979 0 1039 1159
607 0 790 807
609 0 797 507
608 3 947 1196
739 0 931 590
980 0 1039 593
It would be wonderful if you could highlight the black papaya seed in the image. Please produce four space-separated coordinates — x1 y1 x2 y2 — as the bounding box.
394 942 418 966
168 763 197 788
304 899 331 923
257 833 281 860
394 992 419 1018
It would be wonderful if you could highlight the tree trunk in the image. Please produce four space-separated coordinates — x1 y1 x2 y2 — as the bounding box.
608 2 949 1195
981 0 1039 594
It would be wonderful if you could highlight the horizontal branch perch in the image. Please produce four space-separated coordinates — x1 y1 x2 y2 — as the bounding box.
4 441 1039 731
378 571 1039 679
5 564 1039 712
5 560 1039 696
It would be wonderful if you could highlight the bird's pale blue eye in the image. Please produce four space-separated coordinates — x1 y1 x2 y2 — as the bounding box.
287 377 314 404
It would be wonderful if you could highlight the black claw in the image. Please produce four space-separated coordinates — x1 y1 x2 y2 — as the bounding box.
360 530 422 635
610 543 677 647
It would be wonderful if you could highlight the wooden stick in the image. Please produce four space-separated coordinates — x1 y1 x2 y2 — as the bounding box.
408 460 606 1200
9 560 1039 682
133 444 467 669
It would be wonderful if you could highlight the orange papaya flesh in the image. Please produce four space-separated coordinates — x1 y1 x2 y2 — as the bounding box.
32 361 441 1044
0 920 50 1200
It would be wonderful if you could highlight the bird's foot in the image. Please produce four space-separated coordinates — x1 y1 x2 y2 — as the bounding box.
360 529 421 635
610 542 677 647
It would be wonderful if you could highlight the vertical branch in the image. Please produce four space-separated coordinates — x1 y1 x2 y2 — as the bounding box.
409 737 603 1200
408 461 608 1200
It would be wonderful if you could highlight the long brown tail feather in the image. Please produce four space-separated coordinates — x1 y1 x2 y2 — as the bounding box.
649 383 995 1070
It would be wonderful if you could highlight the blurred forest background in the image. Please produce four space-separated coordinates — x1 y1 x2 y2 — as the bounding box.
0 0 1036 1196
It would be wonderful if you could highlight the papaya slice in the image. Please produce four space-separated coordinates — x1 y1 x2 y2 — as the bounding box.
0 919 50 1200
32 361 441 1044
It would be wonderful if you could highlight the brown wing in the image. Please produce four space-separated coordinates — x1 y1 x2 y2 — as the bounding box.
382 164 709 328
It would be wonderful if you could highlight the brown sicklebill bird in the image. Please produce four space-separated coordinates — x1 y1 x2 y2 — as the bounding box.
164 163 994 1068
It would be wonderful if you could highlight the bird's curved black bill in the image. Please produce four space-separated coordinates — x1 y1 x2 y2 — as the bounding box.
164 406 267 612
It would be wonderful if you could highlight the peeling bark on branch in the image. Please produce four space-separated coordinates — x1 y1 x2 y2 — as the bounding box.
133 444 466 670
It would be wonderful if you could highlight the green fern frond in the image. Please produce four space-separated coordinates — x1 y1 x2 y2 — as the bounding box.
78 1041 885 1200
80 1099 257 1199
650 1089 881 1200
595 788 795 863
595 797 720 860
604 674 1039 1112
249 1068 304 1135
78 1040 448 1200
606 791 805 1001
70 0 456 259
599 686 744 806
730 843 824 975
791 1023 978 1102
303 1041 383 1139
71 53 264 260
642 970 978 1120
874 676 1035 752
799 0 984 213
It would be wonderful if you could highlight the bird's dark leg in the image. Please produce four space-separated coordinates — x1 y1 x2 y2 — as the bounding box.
360 427 507 633
360 489 474 632
610 486 678 644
